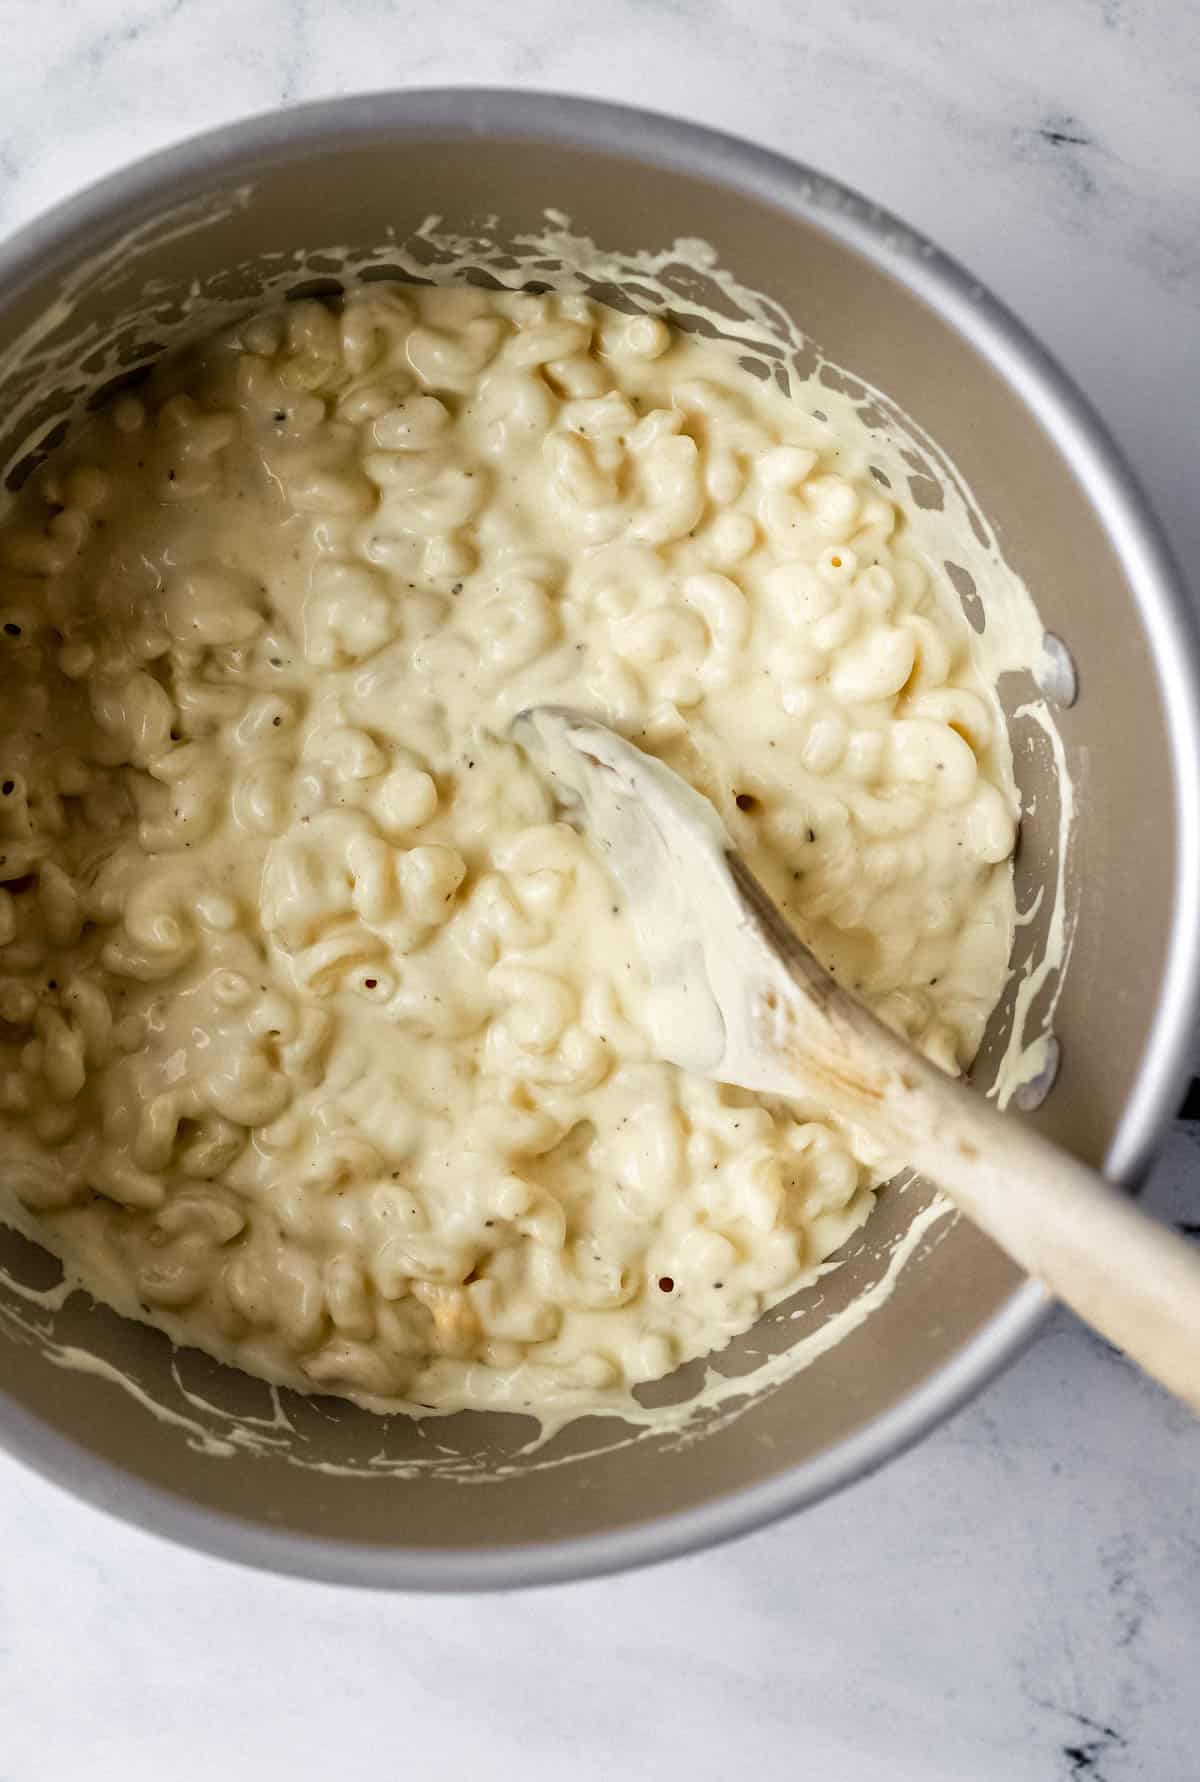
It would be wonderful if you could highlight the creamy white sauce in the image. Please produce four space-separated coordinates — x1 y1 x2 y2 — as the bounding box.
0 267 1063 1435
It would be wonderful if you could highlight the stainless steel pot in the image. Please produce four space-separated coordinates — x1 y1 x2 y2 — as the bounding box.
1 91 1197 1590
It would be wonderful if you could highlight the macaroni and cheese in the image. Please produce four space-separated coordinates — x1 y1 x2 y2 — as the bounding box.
0 287 1019 1418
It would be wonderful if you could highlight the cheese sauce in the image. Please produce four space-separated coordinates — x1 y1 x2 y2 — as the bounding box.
0 284 1025 1422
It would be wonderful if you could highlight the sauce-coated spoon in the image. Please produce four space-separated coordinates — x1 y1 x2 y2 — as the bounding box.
516 705 1200 1415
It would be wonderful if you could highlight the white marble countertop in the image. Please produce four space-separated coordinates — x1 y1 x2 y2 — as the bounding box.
1 3 1198 1777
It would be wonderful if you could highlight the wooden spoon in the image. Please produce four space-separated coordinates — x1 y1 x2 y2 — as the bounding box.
516 705 1200 1414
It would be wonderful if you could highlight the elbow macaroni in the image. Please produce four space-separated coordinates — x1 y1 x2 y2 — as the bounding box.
0 285 1020 1419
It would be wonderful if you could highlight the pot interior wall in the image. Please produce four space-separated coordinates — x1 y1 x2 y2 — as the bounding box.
0 125 1178 1555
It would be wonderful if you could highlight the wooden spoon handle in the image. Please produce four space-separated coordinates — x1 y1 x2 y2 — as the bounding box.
732 859 1200 1413
866 1038 1200 1412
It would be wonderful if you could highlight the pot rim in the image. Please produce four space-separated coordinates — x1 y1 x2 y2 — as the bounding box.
1 88 1197 1591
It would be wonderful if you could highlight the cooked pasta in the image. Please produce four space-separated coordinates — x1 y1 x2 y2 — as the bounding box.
0 285 1018 1418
